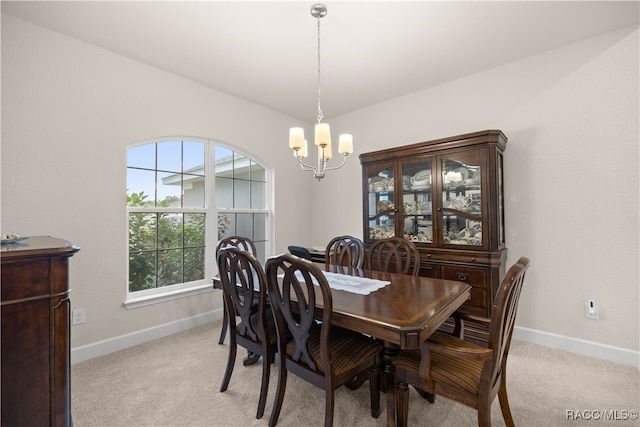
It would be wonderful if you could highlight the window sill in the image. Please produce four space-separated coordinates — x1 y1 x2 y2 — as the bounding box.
123 283 215 309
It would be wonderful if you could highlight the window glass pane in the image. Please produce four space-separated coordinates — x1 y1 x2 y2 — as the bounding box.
233 154 250 180
236 213 252 237
127 169 156 206
158 213 183 249
234 179 251 209
157 172 182 207
253 213 267 241
215 146 234 178
218 213 234 240
184 214 205 247
128 144 155 169
254 241 266 265
157 141 182 173
251 181 266 209
184 247 205 282
183 141 204 172
215 177 233 208
251 161 266 182
129 213 157 250
157 249 183 286
183 174 205 208
129 251 156 291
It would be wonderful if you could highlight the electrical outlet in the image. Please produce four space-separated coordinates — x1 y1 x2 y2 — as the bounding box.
584 300 598 320
72 308 86 325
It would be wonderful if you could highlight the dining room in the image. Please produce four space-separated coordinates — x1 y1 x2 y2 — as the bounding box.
1 1 639 426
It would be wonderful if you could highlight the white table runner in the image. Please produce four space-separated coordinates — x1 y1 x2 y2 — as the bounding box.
286 270 390 295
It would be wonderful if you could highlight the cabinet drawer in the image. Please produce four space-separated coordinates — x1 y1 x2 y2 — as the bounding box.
440 265 487 287
1 259 51 302
440 265 487 310
417 262 438 278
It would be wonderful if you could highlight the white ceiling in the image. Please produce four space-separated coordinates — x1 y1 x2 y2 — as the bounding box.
3 1 639 122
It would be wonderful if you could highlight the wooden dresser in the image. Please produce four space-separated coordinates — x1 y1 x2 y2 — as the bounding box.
1 236 80 427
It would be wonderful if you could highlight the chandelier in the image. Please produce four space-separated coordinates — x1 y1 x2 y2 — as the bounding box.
288 3 353 181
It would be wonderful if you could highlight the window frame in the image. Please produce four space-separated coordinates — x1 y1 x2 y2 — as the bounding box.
124 137 272 309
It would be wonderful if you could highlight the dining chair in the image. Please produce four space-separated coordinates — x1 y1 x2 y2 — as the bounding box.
287 245 313 261
265 254 383 427
366 237 421 276
215 236 257 345
216 246 277 420
324 235 365 275
391 257 530 427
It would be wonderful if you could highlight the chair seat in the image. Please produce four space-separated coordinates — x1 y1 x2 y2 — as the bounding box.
393 331 485 395
286 324 383 375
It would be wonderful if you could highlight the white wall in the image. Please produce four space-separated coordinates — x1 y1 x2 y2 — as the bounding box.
2 14 638 360
1 14 314 348
313 26 639 353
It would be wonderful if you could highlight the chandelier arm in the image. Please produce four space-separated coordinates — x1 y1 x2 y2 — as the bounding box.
297 157 320 173
320 154 349 172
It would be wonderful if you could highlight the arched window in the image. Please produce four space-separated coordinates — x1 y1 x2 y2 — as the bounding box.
125 138 271 306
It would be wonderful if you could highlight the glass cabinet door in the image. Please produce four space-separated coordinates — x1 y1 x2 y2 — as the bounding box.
366 164 395 241
439 149 485 247
401 159 433 243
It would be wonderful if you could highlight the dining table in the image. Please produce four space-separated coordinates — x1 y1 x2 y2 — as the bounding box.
213 263 471 427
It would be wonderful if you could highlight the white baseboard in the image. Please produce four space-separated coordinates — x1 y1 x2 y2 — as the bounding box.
513 326 639 368
71 309 222 365
71 313 639 368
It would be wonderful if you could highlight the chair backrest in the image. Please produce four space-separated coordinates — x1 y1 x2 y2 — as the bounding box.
486 257 530 387
265 254 333 373
324 235 365 274
216 247 268 343
216 235 256 255
287 245 313 261
366 237 420 276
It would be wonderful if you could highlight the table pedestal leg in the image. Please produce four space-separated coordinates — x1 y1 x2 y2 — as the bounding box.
383 341 400 427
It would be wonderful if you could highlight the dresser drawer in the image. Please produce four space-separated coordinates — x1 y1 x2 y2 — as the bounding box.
1 259 51 302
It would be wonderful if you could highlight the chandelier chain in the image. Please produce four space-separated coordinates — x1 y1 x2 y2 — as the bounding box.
316 14 323 124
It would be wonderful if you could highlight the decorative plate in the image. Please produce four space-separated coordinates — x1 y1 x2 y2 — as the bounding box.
1 236 27 245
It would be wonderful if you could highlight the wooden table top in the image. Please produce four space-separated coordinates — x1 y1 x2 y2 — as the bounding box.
311 268 470 350
214 265 470 350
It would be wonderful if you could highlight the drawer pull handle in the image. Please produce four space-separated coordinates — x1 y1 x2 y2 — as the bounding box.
456 272 469 281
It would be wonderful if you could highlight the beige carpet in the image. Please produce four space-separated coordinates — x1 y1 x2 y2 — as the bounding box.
71 322 639 427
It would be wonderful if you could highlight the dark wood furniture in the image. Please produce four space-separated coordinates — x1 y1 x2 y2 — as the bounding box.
212 264 471 427
392 257 530 427
360 130 508 343
324 235 365 274
215 236 257 345
217 247 277 419
1 236 80 427
265 254 383 427
366 237 420 276
262 264 471 427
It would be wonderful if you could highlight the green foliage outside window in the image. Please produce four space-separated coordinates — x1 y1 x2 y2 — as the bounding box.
127 191 205 292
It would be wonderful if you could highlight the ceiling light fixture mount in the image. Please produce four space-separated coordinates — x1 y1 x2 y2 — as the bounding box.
288 3 353 181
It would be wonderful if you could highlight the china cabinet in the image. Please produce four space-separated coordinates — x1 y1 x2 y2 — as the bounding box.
1 236 79 427
360 130 507 342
